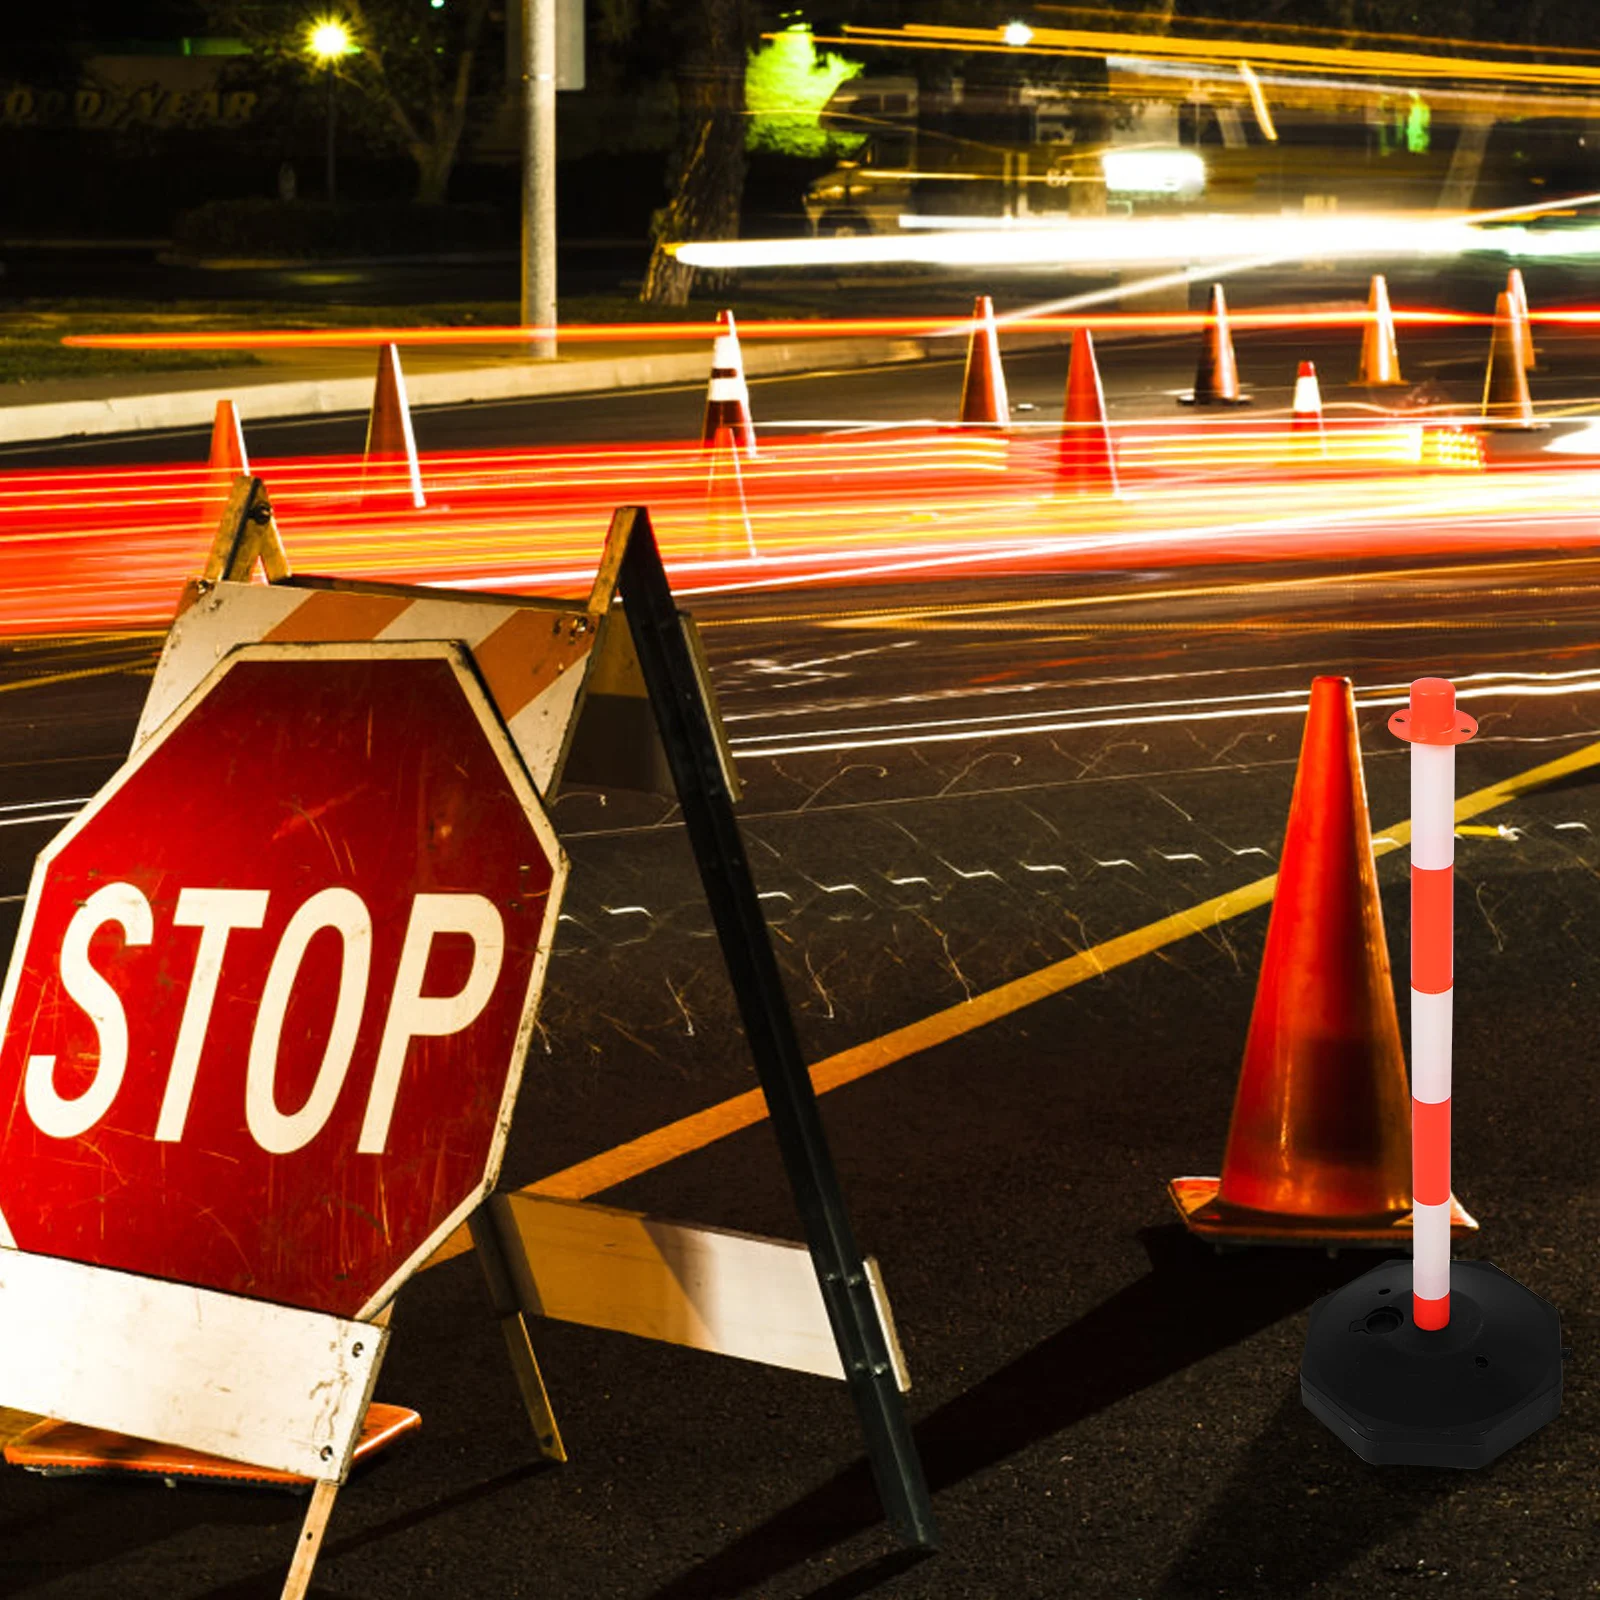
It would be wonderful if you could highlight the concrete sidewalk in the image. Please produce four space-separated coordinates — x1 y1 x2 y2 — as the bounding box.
0 332 941 447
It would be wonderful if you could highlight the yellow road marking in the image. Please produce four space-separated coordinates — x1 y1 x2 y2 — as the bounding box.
0 661 152 696
423 731 1600 1271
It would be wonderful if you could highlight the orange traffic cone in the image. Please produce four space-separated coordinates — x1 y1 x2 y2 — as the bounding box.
1290 360 1324 435
1506 267 1536 369
201 399 249 531
1169 676 1477 1247
363 343 426 510
705 422 756 558
958 295 1009 427
703 309 757 458
1182 283 1246 405
1481 291 1537 427
1056 326 1117 494
1358 274 1404 386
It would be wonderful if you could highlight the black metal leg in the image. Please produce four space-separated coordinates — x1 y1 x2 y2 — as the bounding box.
614 506 938 1551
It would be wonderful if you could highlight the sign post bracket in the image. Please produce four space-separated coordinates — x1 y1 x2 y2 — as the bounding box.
611 505 938 1552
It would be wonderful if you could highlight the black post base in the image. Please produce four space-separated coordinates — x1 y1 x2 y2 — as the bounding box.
1300 1258 1562 1468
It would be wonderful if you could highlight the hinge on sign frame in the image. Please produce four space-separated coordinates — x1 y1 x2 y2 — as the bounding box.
203 475 292 587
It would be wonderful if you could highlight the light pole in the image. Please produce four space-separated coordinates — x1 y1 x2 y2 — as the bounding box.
309 20 352 203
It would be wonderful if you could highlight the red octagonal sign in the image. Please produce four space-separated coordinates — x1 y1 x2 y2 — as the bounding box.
0 642 566 1320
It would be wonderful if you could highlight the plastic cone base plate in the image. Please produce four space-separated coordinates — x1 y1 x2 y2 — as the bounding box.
1301 1258 1562 1468
1168 1175 1477 1247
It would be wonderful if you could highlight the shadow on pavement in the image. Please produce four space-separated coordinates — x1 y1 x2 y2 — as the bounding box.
642 1225 1385 1600
194 1460 555 1599
0 1475 298 1597
1152 1388 1462 1599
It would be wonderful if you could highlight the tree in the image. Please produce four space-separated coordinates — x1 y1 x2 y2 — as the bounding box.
205 0 500 203
639 0 754 306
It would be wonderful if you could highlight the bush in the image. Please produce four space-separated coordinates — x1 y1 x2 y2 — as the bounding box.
171 199 516 262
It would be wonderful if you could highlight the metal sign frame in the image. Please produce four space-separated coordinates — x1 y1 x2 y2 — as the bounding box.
607 503 937 1549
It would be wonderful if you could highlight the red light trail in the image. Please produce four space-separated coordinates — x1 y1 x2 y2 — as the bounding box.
0 417 1591 637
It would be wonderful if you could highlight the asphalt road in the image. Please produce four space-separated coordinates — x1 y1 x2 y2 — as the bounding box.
1 314 1599 1598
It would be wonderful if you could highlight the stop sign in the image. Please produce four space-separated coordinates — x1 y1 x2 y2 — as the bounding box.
0 642 565 1319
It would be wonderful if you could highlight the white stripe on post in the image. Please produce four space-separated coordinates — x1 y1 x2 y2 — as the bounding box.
1391 677 1476 1336
1411 1200 1453 1302
1410 743 1456 869
1409 988 1453 1104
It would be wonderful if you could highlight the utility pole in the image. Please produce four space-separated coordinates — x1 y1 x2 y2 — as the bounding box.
521 0 558 360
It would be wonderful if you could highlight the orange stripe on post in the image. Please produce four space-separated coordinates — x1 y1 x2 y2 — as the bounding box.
1412 864 1453 993
1412 1096 1451 1206
1414 1292 1449 1331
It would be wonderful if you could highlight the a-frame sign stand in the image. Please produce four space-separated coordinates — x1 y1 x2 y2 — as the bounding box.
3 482 937 1581
608 506 937 1549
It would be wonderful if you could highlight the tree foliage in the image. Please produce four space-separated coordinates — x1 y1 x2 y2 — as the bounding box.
744 24 862 158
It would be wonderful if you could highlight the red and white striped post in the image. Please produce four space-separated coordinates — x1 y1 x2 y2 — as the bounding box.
1389 677 1476 1331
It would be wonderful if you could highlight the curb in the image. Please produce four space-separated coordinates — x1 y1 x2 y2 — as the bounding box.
0 336 930 446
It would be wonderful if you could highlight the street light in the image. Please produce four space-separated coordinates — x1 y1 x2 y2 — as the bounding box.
1002 21 1034 46
308 18 352 203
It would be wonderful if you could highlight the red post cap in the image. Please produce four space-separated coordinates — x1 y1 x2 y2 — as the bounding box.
1297 360 1316 378
1389 676 1477 745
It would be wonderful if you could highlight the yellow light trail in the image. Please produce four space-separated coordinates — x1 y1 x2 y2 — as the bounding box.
835 20 1600 92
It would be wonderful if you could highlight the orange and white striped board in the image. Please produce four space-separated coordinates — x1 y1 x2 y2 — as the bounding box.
137 484 692 801
138 579 600 798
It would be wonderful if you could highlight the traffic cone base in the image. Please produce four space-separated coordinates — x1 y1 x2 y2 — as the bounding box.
1167 1175 1477 1248
958 294 1009 427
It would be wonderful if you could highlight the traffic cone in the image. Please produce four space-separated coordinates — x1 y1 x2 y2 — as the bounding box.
1055 326 1117 494
703 309 757 459
1506 267 1536 369
1182 283 1246 405
1481 290 1537 428
1290 360 1324 435
705 422 756 558
363 342 426 510
1358 273 1404 386
200 399 249 532
958 294 1009 427
1169 676 1477 1246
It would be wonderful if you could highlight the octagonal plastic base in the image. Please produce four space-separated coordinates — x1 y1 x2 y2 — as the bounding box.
1301 1258 1562 1468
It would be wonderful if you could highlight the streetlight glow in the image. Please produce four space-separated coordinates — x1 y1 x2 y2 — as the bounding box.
309 19 352 61
1002 21 1034 46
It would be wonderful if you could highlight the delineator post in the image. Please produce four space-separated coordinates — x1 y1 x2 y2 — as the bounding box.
1388 677 1475 1330
1299 674 1564 1469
